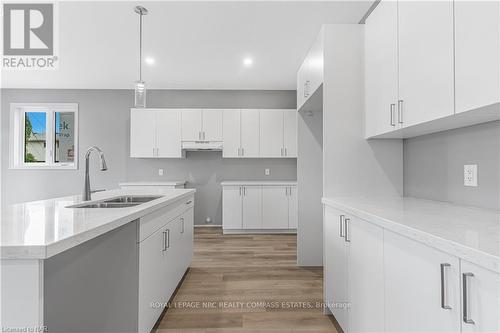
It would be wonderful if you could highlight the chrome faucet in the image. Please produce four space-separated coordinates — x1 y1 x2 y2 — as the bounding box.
83 146 107 201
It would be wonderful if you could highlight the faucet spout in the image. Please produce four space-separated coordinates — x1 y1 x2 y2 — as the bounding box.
83 146 108 201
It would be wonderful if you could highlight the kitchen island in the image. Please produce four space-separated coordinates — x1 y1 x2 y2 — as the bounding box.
1 188 195 333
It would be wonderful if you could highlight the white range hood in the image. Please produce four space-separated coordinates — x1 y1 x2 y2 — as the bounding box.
181 141 223 151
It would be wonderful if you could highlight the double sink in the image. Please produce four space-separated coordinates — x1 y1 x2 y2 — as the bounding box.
69 195 163 209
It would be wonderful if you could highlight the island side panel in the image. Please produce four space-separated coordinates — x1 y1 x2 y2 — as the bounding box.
43 220 139 333
0 259 44 328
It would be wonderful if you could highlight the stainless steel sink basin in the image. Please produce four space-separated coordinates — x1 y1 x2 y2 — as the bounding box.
67 195 163 209
71 202 141 208
103 195 163 203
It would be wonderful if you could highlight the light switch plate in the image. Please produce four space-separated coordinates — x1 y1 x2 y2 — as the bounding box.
158 168 164 176
265 168 270 176
464 164 477 187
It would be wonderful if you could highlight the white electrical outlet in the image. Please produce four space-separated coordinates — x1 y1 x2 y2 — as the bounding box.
158 168 164 176
464 164 477 187
265 168 270 176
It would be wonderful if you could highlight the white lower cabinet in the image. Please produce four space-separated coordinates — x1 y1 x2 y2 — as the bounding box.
461 261 500 333
324 207 384 332
384 230 461 333
222 184 297 233
242 186 262 229
138 202 194 333
324 205 499 333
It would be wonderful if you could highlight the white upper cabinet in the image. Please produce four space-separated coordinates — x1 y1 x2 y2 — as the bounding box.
365 0 498 139
131 109 156 158
365 0 399 137
222 109 241 158
202 109 223 141
130 108 183 158
297 28 324 111
397 0 455 128
283 109 297 157
181 109 203 141
156 110 182 158
260 110 284 158
240 109 260 158
455 0 500 114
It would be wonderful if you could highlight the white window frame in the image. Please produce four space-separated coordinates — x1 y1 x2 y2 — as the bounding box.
10 103 79 170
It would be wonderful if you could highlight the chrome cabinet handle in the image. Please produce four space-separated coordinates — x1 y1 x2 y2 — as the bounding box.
440 263 452 309
281 148 283 156
239 186 242 196
462 272 475 324
339 215 345 238
344 218 351 242
398 100 404 124
153 147 156 156
390 103 396 126
241 148 244 156
243 187 246 195
284 148 287 156
162 230 168 251
180 217 185 233
186 200 192 205
165 229 170 249
237 147 240 156
285 187 288 196
203 131 205 140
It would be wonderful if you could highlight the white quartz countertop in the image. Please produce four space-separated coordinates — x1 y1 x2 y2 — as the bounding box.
1 188 195 260
221 180 297 186
119 181 186 186
322 197 500 273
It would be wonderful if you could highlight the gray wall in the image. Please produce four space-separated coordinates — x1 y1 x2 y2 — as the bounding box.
297 89 323 266
404 120 500 211
1 89 297 225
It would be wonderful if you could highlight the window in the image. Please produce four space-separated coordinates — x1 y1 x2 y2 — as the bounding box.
10 103 78 169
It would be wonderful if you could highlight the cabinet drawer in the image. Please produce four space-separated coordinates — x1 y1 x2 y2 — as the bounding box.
139 196 194 242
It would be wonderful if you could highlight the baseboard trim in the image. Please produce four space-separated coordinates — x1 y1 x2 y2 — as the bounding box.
223 229 297 235
194 224 222 228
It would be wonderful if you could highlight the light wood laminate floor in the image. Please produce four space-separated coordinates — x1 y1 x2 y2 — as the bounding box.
155 227 337 333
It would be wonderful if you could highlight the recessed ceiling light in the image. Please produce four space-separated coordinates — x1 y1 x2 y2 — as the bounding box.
243 57 253 67
145 57 155 65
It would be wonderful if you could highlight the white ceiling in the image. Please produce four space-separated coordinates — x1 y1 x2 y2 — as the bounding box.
2 1 374 90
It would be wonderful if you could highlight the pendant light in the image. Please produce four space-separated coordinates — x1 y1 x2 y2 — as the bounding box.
134 6 148 108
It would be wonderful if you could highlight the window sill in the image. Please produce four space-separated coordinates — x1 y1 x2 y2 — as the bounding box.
9 164 78 170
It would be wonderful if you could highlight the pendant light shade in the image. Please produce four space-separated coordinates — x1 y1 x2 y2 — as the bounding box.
134 6 148 108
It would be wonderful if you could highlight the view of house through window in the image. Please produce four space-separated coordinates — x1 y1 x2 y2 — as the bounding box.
24 112 47 163
55 112 75 163
12 104 78 169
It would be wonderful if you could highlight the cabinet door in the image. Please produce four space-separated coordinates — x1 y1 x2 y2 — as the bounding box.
240 109 260 158
398 1 455 127
323 207 348 330
260 110 284 158
365 0 399 137
138 227 167 332
461 261 500 333
130 109 156 158
384 230 461 332
222 186 242 229
347 217 384 333
163 220 182 300
283 110 297 157
179 208 194 272
297 58 309 111
156 110 182 158
242 186 262 229
222 110 240 158
202 109 223 141
181 109 202 141
262 187 288 229
288 186 297 229
455 1 500 113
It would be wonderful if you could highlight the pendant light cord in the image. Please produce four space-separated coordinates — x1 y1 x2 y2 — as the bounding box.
139 12 143 82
